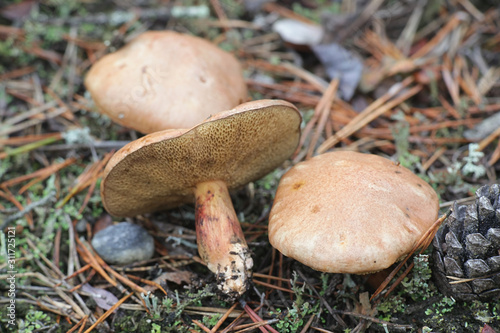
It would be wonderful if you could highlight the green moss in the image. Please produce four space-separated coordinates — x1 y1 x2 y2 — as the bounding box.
376 295 406 321
0 305 69 333
390 111 421 170
400 255 436 301
270 272 321 333
202 313 222 328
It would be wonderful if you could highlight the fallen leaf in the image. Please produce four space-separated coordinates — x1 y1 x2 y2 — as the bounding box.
0 0 36 21
144 271 196 293
81 283 120 311
23 44 63 65
312 42 363 100
93 214 113 234
156 271 194 285
480 324 497 333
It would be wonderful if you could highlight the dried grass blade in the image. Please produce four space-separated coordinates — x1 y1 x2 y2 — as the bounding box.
0 187 34 227
192 319 212 333
34 298 79 321
293 79 339 160
77 179 96 214
234 319 280 333
0 135 63 159
241 301 279 333
2 101 58 126
210 302 238 333
209 0 229 32
94 255 148 294
448 276 477 284
281 62 328 92
262 2 316 24
0 132 62 146
221 308 247 333
22 43 63 65
311 327 334 333
395 0 426 55
0 106 69 137
75 237 117 287
468 103 500 115
438 95 461 119
0 25 24 38
477 67 500 96
68 270 97 293
360 118 478 136
457 0 484 20
307 78 339 159
300 313 316 333
1 156 76 189
411 12 467 59
44 86 76 121
253 272 291 283
67 315 88 333
317 79 420 153
337 0 385 43
126 274 168 296
54 288 86 320
83 292 133 333
441 65 460 106
488 140 500 166
459 68 482 105
477 126 500 153
65 264 92 281
17 177 47 195
26 237 65 279
422 147 446 171
252 279 295 294
57 151 113 208
0 66 36 81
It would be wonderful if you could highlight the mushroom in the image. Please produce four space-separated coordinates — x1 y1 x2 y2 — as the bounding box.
101 99 301 297
85 30 248 133
268 151 440 274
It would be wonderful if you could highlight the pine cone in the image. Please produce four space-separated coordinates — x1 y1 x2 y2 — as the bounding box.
432 184 500 301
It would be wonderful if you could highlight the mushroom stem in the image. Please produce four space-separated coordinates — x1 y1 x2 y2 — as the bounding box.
194 180 253 298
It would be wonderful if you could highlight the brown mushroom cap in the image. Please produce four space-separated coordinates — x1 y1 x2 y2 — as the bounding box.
101 99 301 217
85 30 248 133
268 151 440 274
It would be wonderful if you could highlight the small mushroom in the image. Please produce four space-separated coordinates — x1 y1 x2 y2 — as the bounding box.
101 99 301 297
85 30 248 133
268 151 440 274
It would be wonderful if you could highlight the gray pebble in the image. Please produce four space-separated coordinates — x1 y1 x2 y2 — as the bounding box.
91 222 154 265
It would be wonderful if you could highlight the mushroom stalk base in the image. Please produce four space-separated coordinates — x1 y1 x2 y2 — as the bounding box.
194 180 253 298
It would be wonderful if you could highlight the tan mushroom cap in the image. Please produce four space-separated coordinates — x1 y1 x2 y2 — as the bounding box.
101 99 301 217
268 151 440 274
85 30 248 133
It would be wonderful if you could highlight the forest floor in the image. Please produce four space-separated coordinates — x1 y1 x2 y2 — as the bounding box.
0 0 499 332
